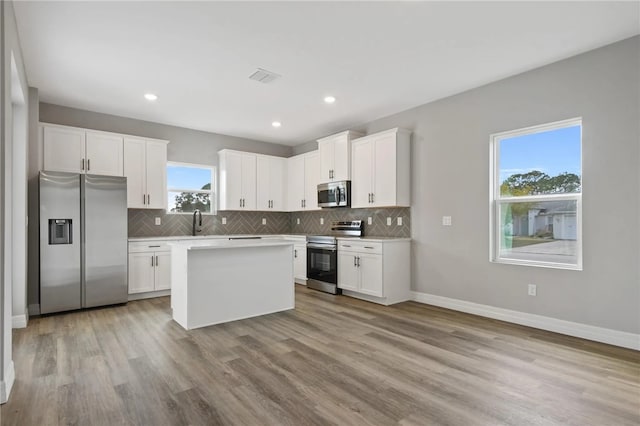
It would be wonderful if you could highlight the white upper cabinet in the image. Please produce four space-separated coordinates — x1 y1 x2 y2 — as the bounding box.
85 131 124 176
219 150 257 210
317 130 363 183
43 126 86 173
256 155 286 211
43 124 124 176
124 137 168 209
288 150 320 211
351 128 411 208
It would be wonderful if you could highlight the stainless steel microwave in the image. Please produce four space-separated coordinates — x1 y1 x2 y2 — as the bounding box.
318 181 351 208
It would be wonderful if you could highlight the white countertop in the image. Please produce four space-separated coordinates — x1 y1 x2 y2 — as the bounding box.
128 234 308 242
129 234 409 243
337 237 411 242
170 239 294 250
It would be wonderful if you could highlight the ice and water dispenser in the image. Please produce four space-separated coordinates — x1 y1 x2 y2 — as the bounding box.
48 219 72 244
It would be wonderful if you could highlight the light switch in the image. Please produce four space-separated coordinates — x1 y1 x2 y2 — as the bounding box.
222 217 227 225
442 216 452 226
154 217 161 226
368 217 372 225
320 218 324 225
387 217 392 226
262 218 267 225
397 217 402 226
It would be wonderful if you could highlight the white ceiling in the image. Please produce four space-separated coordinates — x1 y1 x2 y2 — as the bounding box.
14 1 640 146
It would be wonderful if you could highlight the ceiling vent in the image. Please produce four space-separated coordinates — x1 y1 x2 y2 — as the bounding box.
249 68 281 84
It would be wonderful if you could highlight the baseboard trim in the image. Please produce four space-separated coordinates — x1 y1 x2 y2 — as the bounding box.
128 289 171 301
411 291 640 350
12 314 27 329
1 360 15 403
28 304 40 316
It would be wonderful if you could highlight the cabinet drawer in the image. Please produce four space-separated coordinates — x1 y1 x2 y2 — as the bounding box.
338 241 383 254
128 241 171 253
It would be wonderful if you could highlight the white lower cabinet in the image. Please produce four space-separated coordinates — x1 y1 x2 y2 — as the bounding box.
128 242 171 296
337 239 410 305
293 243 307 284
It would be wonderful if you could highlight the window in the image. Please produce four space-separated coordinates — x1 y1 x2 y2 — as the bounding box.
490 118 582 269
167 162 216 214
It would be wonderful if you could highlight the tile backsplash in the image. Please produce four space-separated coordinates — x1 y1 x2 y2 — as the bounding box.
128 207 410 238
289 207 410 238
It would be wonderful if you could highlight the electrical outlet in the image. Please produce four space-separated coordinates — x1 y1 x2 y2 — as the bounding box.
387 217 392 226
296 218 300 225
221 217 227 225
154 217 161 226
320 218 324 225
528 284 537 296
397 217 402 226
368 217 372 225
442 216 452 226
262 218 267 225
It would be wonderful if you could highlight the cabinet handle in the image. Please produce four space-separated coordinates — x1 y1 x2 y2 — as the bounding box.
81 158 85 171
371 193 374 203
342 244 351 247
155 255 159 266
354 256 357 266
149 245 161 248
294 249 297 258
357 256 361 267
143 194 146 205
147 194 150 205
364 246 375 249
151 255 154 267
87 159 90 171
303 199 306 208
240 198 243 208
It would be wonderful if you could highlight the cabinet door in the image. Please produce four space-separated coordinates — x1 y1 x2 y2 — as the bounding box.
351 140 373 208
304 152 320 210
372 134 397 206
145 141 168 209
318 140 334 183
358 253 383 297
293 244 307 281
85 132 124 176
256 156 271 210
337 253 359 291
332 137 351 181
241 153 257 210
220 151 243 210
287 155 305 211
269 157 285 211
128 252 155 294
123 138 146 208
43 126 85 173
154 252 171 290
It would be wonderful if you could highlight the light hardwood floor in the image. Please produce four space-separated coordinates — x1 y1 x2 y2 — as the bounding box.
2 285 639 425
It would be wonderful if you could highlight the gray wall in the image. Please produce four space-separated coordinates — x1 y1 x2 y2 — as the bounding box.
39 103 292 167
356 36 639 334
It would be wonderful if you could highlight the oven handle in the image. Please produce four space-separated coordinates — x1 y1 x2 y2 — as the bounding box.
306 244 337 251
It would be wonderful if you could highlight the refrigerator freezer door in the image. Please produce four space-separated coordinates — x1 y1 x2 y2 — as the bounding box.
83 175 128 308
40 172 82 314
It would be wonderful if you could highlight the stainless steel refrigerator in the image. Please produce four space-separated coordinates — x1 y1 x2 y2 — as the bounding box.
39 171 128 314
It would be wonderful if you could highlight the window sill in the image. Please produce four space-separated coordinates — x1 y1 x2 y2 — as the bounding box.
491 257 582 271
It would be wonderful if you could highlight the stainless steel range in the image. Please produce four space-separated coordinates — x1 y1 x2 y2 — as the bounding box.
307 220 364 294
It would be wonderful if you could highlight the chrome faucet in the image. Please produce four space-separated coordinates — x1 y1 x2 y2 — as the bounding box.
192 209 202 236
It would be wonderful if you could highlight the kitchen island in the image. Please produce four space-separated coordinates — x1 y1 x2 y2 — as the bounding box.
170 239 294 330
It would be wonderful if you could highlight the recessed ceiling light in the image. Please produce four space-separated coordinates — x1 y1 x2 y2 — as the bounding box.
324 96 336 104
144 93 158 101
272 121 282 128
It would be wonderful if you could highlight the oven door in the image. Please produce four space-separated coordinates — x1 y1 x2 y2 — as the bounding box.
306 244 337 284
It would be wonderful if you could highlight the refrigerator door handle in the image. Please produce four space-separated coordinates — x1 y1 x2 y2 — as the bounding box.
151 255 154 267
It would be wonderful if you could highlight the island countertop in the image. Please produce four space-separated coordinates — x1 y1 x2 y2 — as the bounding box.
169 239 294 250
